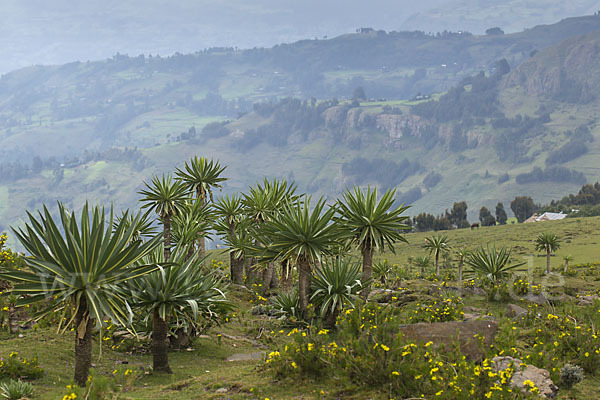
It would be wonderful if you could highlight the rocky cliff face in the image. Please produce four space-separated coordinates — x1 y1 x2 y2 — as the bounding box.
375 114 428 140
502 30 600 102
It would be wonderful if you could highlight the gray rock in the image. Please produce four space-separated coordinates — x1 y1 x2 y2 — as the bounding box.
524 293 547 305
507 304 528 319
492 356 558 398
215 387 228 393
577 295 600 306
398 319 498 361
225 352 265 362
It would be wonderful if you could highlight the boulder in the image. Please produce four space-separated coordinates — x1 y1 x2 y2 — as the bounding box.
368 289 418 305
492 356 558 398
462 313 494 322
398 319 498 361
226 352 265 362
577 294 600 306
524 293 547 305
506 304 528 320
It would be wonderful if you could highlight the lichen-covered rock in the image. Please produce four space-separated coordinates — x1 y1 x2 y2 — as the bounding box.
506 304 528 319
492 356 559 398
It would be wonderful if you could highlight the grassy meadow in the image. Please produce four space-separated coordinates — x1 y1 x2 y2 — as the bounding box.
4 217 600 399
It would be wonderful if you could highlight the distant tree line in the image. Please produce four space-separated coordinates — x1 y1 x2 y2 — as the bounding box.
539 182 600 217
515 166 586 185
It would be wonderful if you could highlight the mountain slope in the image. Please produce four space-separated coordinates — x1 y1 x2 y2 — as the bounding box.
2 16 600 239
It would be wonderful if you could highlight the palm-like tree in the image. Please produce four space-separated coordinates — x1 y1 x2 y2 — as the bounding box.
465 245 526 284
311 258 364 327
424 235 452 277
214 195 245 284
172 200 214 258
454 247 470 282
258 196 343 318
242 179 299 289
2 203 161 386
336 187 410 296
139 174 189 259
413 255 432 275
175 157 227 255
128 245 230 373
535 232 561 274
563 255 574 274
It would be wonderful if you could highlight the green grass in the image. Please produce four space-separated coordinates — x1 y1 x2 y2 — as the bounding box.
378 216 600 271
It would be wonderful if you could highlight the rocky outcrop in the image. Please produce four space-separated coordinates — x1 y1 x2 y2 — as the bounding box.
375 114 428 141
492 356 559 398
502 30 600 102
398 319 498 361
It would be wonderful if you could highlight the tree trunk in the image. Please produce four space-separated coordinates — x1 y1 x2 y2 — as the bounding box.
152 309 172 373
280 260 293 289
563 259 569 274
435 250 440 277
360 243 374 298
262 262 276 292
298 257 312 319
8 303 18 334
546 249 551 274
270 264 279 289
196 187 206 260
246 258 259 284
163 216 171 260
458 259 464 282
231 255 244 285
74 296 94 387
325 308 340 328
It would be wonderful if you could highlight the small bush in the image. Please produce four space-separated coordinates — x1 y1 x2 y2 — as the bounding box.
560 363 584 388
270 290 302 322
0 352 44 380
0 379 33 400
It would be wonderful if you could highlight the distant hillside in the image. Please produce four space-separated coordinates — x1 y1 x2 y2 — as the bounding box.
2 15 600 241
402 0 600 34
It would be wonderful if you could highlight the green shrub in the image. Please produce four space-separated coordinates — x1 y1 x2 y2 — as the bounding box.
560 363 584 388
0 379 33 400
270 290 302 322
310 258 365 324
0 352 43 380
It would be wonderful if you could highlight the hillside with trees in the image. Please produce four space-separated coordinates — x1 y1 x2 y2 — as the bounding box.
2 15 600 239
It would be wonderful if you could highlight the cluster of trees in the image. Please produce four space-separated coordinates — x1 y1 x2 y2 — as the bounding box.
412 201 470 231
235 97 330 150
342 157 421 189
411 200 514 232
540 182 600 217
412 63 508 123
546 125 593 165
0 156 414 387
515 166 586 185
493 113 551 163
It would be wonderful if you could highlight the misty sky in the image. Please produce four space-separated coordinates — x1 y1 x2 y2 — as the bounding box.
0 0 598 74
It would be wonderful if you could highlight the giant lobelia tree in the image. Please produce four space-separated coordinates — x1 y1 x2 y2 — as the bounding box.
1 203 161 386
128 245 230 373
175 157 227 257
138 174 189 260
336 187 410 297
535 232 561 274
257 196 343 318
